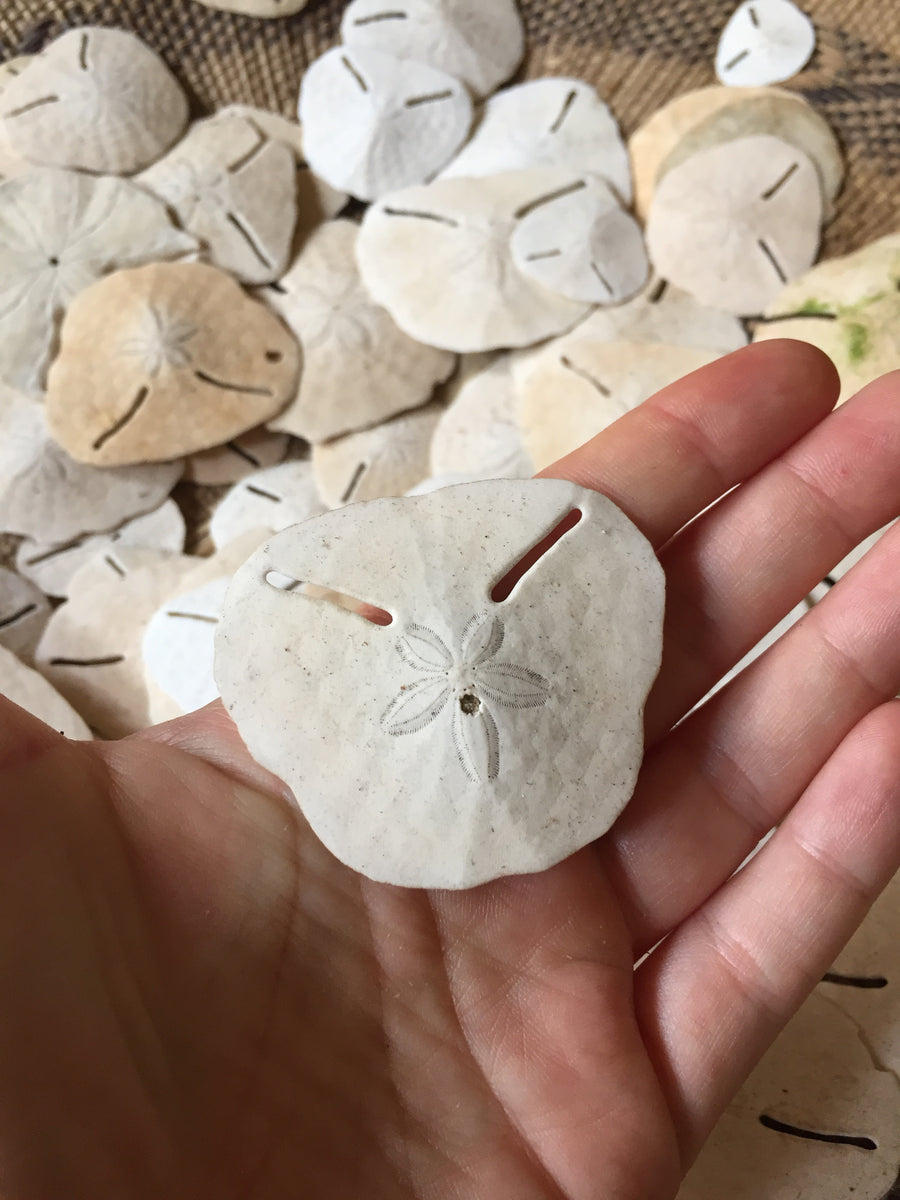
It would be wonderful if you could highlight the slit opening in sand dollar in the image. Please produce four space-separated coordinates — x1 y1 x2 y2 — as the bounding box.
194 369 275 398
92 385 150 452
166 611 220 625
559 355 612 396
549 88 579 135
265 571 393 625
341 461 368 504
382 207 459 227
225 211 273 268
5 94 60 118
822 970 889 989
78 32 89 70
761 160 800 200
104 555 126 578
245 484 282 502
49 655 126 668
405 90 455 109
227 130 267 175
491 508 584 603
758 1114 877 1151
724 47 751 71
0 603 38 631
226 440 262 467
352 10 408 24
514 178 588 222
341 55 369 93
756 237 788 284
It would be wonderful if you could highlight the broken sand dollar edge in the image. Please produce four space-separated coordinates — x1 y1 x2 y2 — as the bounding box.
215 478 665 889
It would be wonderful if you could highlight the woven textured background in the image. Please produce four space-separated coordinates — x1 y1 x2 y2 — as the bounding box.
1 0 897 256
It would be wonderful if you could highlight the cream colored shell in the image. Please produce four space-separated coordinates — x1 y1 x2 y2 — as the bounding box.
0 643 91 740
0 567 51 662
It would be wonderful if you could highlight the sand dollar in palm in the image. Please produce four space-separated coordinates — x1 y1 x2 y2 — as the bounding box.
0 28 188 175
215 478 665 888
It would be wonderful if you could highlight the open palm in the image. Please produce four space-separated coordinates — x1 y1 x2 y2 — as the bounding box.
2 341 899 1200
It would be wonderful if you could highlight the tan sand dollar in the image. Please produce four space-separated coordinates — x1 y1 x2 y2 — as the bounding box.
0 383 182 543
679 993 900 1200
138 114 298 286
0 28 188 175
16 500 187 599
183 427 291 487
299 46 473 202
629 85 773 220
519 340 719 471
313 402 444 508
45 262 300 467
0 643 91 739
441 78 633 206
341 0 525 99
657 91 844 220
0 168 197 393
215 478 665 888
264 219 456 443
511 174 649 305
716 0 816 88
646 135 822 316
0 567 51 662
357 171 592 353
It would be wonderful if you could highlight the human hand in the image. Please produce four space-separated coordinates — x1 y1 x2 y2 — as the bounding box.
1 340 898 1200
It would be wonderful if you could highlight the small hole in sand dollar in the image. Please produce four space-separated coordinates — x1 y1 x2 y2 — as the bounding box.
266 350 283 363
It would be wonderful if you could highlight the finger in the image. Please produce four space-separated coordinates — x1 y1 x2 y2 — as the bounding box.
646 369 900 737
600 519 900 956
543 340 838 548
632 699 900 1161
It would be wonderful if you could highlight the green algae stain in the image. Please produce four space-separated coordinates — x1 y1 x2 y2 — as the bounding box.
845 322 870 365
799 298 833 315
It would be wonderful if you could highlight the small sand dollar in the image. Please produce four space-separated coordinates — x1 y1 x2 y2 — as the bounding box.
0 28 188 175
0 567 51 662
299 47 473 202
357 171 592 353
646 135 822 316
210 461 325 550
138 114 298 286
519 340 719 470
264 219 456 443
430 356 533 479
716 0 816 88
143 577 230 716
341 0 525 99
441 78 632 206
215 478 665 888
0 643 91 739
511 174 648 305
45 262 300 467
183 428 291 487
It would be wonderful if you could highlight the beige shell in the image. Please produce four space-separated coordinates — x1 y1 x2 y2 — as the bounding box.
138 114 298 286
209 460 325 550
16 500 187 599
0 383 182 543
646 135 822 316
715 0 816 88
0 168 197 393
679 993 900 1200
0 60 34 182
430 355 533 479
214 479 665 888
192 0 311 14
264 219 456 443
658 92 844 220
340 0 525 99
629 85 778 221
0 643 91 739
357 171 592 353
441 78 632 206
0 567 51 662
313 402 444 508
45 262 300 467
298 47 474 202
183 427 291 487
0 28 188 175
519 339 719 471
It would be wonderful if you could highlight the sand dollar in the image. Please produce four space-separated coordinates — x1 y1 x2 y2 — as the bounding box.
0 567 51 662
215 478 665 888
716 0 816 88
0 643 91 739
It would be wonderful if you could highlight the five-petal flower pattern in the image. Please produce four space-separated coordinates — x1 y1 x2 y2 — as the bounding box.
381 612 551 783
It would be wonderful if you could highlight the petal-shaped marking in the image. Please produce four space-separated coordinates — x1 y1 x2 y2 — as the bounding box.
460 611 504 669
451 697 501 783
475 661 551 710
396 623 453 672
381 675 451 736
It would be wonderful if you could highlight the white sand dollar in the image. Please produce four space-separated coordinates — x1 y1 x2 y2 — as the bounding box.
646 135 822 316
34 547 200 738
183 428 291 487
0 384 182 544
511 174 648 305
441 79 633 206
0 644 91 739
0 57 34 98
520 340 719 471
16 500 187 599
0 28 188 175
193 0 311 15
0 568 51 662
142 577 230 717
138 114 298 286
299 47 473 202
313 403 443 508
0 168 197 393
215 479 665 888
210 461 325 550
341 0 525 99
264 220 456 443
430 356 533 479
679 993 900 1200
716 0 816 88
357 171 592 353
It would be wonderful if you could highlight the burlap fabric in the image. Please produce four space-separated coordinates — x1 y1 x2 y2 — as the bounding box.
0 0 897 565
